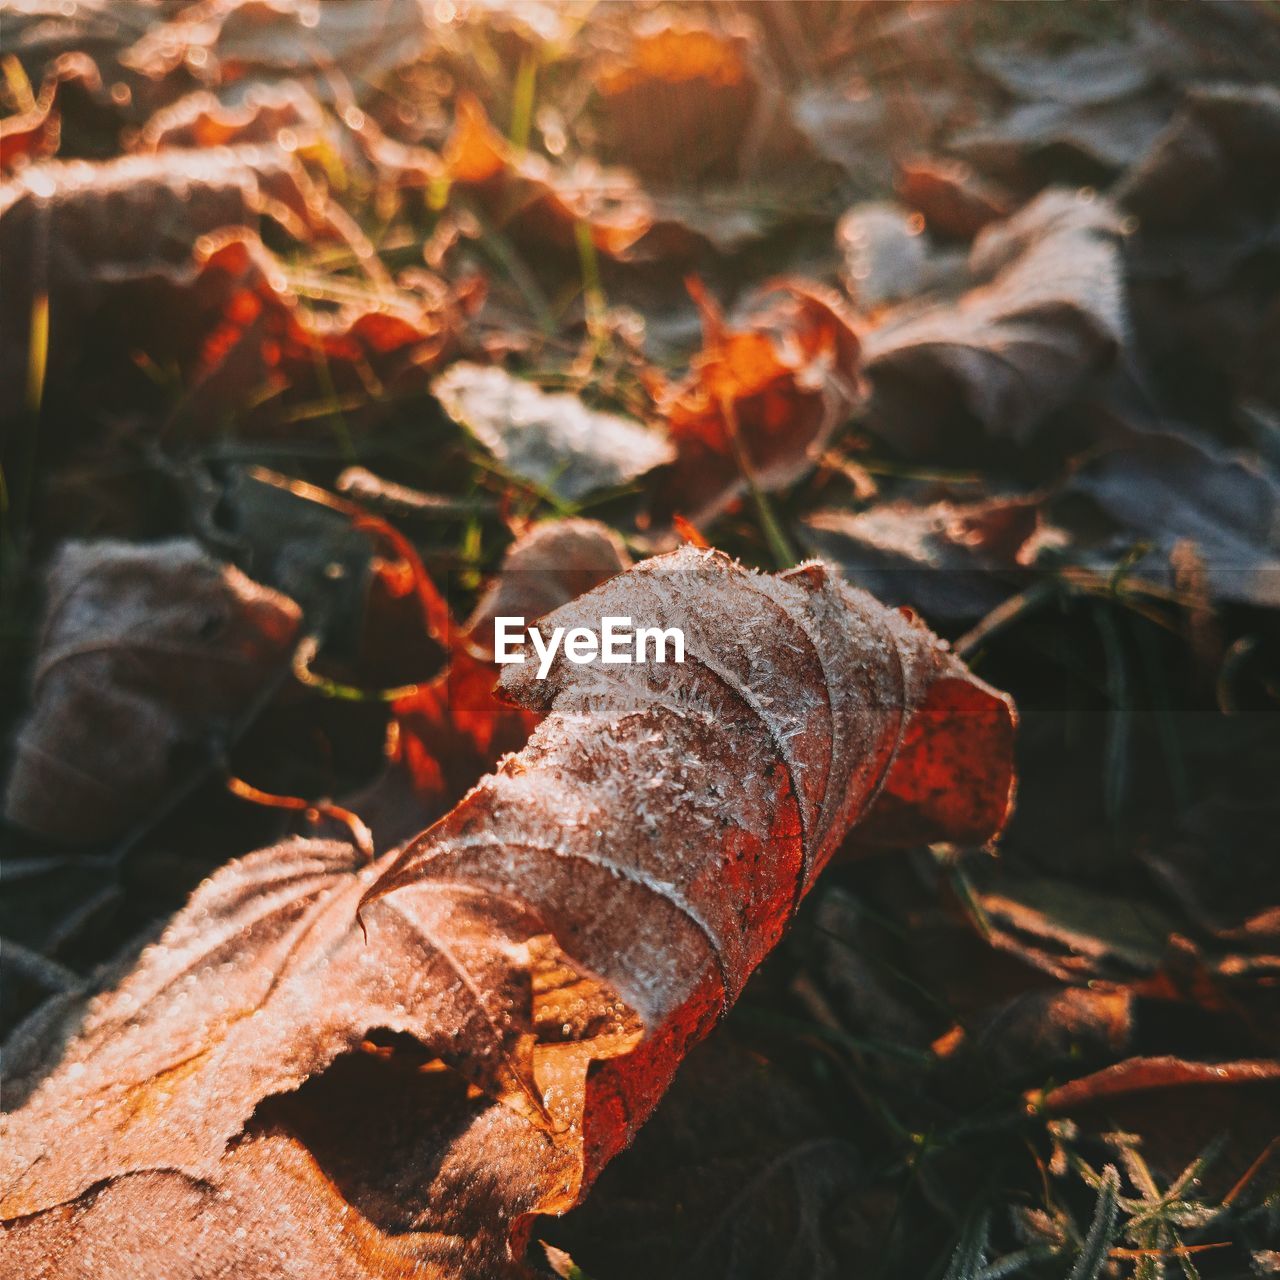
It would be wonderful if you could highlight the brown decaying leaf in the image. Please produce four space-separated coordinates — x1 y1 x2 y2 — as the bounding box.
894 156 1011 241
802 493 1042 621
3 538 301 844
0 143 466 428
975 873 1177 984
1038 1055 1280 1113
133 81 326 153
593 17 758 184
182 231 464 430
1056 429 1280 609
445 92 654 260
0 145 319 409
862 188 1127 453
1 548 1014 1276
120 0 431 100
656 281 865 526
433 363 675 504
1035 1055 1280 1193
1 53 104 172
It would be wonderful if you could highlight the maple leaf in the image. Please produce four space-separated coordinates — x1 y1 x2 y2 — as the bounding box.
0 549 1014 1276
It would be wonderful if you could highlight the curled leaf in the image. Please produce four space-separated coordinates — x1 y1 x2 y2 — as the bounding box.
1 548 1015 1275
365 547 1017 1193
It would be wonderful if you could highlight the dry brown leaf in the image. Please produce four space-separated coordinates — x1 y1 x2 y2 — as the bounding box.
133 80 326 152
976 873 1177 984
3 538 301 844
939 986 1136 1086
1055 430 1280 608
802 493 1042 621
862 188 1127 453
1 548 1015 1276
894 156 1011 241
1039 1055 1280 1112
0 145 323 411
433 363 675 504
121 0 430 99
0 139 467 429
0 836 555 1212
183 231 464 431
1035 1056 1280 1193
593 18 758 184
445 92 654 260
656 281 865 526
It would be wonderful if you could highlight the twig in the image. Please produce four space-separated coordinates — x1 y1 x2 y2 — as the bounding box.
226 776 373 861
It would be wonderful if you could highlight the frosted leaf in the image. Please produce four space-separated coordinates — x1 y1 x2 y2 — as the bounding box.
433 364 675 504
